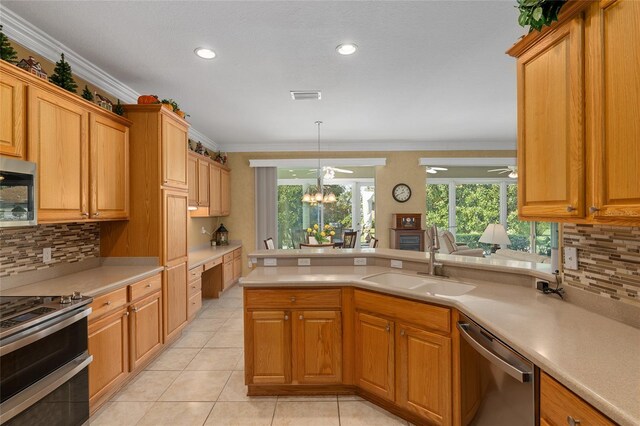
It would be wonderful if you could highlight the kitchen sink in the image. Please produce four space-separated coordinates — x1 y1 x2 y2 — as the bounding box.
363 272 476 296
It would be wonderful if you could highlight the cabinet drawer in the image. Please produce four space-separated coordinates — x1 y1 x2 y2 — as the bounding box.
223 253 234 263
188 278 202 298
245 288 341 309
234 248 241 259
204 257 222 270
189 265 204 281
188 291 202 318
540 372 614 426
354 289 450 334
129 274 162 302
89 287 128 321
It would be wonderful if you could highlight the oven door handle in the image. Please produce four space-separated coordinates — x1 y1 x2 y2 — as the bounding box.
0 306 91 356
457 322 532 383
0 352 93 424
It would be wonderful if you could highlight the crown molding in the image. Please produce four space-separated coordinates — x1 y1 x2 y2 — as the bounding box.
223 139 516 153
1 4 218 151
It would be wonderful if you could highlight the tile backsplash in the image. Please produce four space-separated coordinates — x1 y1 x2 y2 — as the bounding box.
0 223 100 278
563 224 640 306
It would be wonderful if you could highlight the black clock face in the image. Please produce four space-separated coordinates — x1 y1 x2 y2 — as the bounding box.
392 184 411 203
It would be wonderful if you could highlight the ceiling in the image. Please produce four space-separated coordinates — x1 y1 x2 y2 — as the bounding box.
3 1 524 152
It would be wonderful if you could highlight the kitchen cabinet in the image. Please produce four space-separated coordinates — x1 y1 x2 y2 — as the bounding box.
128 274 163 371
161 113 188 190
508 0 640 224
220 168 231 216
233 248 242 281
208 161 231 217
355 311 395 401
163 189 188 265
244 288 343 386
187 152 211 216
188 154 198 206
188 264 203 320
540 372 615 426
223 252 234 290
0 67 26 159
164 262 188 341
197 158 210 207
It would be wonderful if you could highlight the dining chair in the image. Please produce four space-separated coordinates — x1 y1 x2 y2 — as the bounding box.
370 237 379 248
264 237 275 250
342 231 358 248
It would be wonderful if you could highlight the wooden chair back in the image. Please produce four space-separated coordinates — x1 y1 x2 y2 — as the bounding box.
264 238 275 249
342 231 358 248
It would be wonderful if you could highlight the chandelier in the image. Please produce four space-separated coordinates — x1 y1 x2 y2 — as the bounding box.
302 121 336 204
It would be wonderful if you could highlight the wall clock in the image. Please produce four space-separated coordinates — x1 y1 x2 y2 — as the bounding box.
392 183 411 203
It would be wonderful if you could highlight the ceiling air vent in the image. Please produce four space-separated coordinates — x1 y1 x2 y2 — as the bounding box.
290 91 322 101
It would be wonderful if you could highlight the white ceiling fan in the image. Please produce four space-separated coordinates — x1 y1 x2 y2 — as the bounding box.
425 166 448 174
306 166 355 179
488 166 518 178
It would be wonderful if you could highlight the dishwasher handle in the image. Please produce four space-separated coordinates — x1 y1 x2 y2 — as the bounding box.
457 322 532 383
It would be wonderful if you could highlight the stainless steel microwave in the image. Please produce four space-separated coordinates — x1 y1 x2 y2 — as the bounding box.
0 157 37 227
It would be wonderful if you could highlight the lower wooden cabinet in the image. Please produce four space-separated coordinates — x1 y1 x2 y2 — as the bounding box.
294 310 342 384
129 290 162 371
233 248 242 281
164 262 188 340
355 311 395 401
540 372 615 426
246 310 292 384
223 256 234 290
88 306 129 407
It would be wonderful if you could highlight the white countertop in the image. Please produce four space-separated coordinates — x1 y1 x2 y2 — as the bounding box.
241 265 640 426
188 243 243 269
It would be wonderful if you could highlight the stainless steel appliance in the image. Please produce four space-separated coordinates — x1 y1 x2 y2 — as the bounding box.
0 157 37 227
458 313 536 426
0 294 92 425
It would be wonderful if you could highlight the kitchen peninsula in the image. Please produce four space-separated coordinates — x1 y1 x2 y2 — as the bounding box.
241 248 640 426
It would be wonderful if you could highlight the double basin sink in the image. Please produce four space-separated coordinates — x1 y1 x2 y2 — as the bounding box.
363 272 475 296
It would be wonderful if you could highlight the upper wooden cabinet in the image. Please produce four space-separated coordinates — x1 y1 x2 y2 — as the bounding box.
220 168 231 216
188 152 230 217
161 114 188 190
209 163 222 216
0 69 26 158
509 0 640 224
188 154 198 206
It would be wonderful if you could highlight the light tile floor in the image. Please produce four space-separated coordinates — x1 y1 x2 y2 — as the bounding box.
89 285 409 425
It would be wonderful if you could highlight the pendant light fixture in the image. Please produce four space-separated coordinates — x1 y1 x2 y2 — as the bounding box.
302 121 336 204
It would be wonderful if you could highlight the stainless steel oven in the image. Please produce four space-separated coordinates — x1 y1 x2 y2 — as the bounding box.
458 313 536 426
0 295 92 425
0 157 37 228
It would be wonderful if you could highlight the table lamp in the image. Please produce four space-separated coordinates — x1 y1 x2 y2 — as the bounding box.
479 223 511 253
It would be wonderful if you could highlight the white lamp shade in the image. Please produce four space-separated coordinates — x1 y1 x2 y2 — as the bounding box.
479 224 511 245
302 193 311 202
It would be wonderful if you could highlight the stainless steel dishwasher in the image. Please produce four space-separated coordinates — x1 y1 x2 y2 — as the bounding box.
458 313 536 426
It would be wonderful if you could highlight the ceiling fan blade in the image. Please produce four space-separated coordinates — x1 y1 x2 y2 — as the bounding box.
332 168 354 174
487 168 508 172
430 167 448 171
426 169 437 174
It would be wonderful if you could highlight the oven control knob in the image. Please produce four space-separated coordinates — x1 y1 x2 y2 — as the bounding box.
59 295 72 304
71 291 82 300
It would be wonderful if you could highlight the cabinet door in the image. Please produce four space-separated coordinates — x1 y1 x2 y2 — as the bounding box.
517 16 585 219
220 168 230 216
209 164 222 216
197 159 210 207
233 255 242 281
0 71 26 158
88 308 129 405
188 154 198 206
164 262 187 341
589 0 640 221
28 87 89 222
223 260 234 290
90 113 129 220
355 312 395 401
161 114 188 190
129 291 162 371
245 310 292 384
293 310 342 384
163 189 188 265
396 323 451 425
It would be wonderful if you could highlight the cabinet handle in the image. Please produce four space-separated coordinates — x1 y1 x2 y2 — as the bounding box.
146 283 152 288
93 212 100 217
131 306 138 313
104 301 112 306
290 297 296 303
400 329 405 336
385 324 390 332
566 205 576 212
299 315 304 320
192 285 197 289
284 315 289 321
124 311 129 317
81 212 89 217
567 416 581 426
589 206 600 214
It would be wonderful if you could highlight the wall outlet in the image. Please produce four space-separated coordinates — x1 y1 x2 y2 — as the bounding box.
298 258 311 266
264 258 277 267
354 258 367 266
564 247 578 270
390 259 403 269
42 247 52 263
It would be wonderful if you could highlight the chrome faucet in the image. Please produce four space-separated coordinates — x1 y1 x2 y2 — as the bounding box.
428 224 440 276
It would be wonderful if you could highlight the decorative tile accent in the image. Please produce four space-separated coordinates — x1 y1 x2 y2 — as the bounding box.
563 224 640 306
0 223 99 278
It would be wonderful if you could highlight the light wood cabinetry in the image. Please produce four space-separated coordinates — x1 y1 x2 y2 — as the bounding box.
161 114 188 190
197 159 210 207
163 189 188 266
0 69 26 158
540 372 615 426
220 168 231 216
188 154 198 206
508 0 640 224
129 275 163 371
244 288 343 386
188 264 203 320
233 248 242 281
209 164 222 216
164 262 188 341
223 252 234 290
187 152 214 216
355 311 395 401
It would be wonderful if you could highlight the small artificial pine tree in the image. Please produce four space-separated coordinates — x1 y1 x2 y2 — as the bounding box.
0 25 18 64
81 85 94 101
49 53 77 93
113 99 124 116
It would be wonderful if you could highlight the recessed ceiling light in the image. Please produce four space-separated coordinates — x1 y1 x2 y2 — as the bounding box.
336 43 358 55
194 47 216 59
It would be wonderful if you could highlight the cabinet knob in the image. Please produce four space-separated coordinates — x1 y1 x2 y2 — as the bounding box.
589 206 600 214
284 315 289 321
290 297 296 303
566 205 576 212
567 416 581 426
93 212 100 217
105 301 112 306
81 212 89 217
385 324 390 332
146 283 152 288
124 311 129 317
131 306 138 313
400 329 405 336
299 315 304 320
